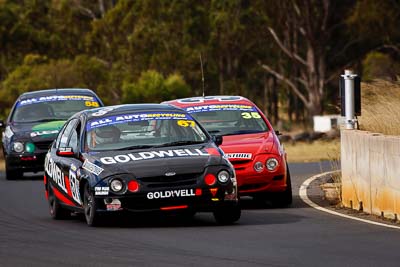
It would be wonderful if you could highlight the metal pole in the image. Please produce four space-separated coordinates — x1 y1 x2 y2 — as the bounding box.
341 70 358 129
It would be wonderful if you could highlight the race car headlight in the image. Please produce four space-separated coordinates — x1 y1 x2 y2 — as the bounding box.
110 179 124 193
217 170 230 183
13 142 24 153
266 158 279 171
254 161 264 172
25 142 35 153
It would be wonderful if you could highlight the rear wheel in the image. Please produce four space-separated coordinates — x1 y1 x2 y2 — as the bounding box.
83 183 101 226
48 184 70 219
213 204 241 225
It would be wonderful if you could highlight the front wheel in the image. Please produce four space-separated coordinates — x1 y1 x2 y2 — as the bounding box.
213 204 241 225
272 169 293 207
5 160 22 180
83 183 101 226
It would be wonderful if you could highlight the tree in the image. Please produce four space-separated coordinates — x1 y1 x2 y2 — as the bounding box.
259 0 357 119
122 70 190 104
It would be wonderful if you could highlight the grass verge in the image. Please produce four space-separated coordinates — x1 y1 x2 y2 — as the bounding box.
284 140 340 163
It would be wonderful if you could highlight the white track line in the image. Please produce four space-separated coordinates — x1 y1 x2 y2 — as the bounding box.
299 171 400 230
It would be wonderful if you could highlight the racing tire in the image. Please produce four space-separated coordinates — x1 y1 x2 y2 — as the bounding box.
213 204 241 225
83 183 101 227
5 160 22 180
271 168 293 208
48 185 71 219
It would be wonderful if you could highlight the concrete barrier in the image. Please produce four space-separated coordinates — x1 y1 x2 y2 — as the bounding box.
341 130 400 219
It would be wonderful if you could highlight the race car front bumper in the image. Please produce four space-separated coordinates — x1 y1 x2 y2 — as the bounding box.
93 186 239 213
6 152 47 172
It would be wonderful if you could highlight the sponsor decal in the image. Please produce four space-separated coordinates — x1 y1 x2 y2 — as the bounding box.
18 95 96 107
4 126 13 138
185 104 255 113
31 130 59 137
69 166 81 205
31 121 65 138
91 107 116 117
45 153 68 194
177 96 243 104
147 189 195 199
82 160 104 175
87 112 191 130
106 199 121 211
100 149 209 165
95 187 110 196
226 153 252 159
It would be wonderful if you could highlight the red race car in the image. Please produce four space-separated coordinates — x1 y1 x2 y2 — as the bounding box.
164 96 292 206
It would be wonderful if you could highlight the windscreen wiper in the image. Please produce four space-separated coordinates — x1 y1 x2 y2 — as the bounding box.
116 145 155 151
155 140 206 147
224 130 265 136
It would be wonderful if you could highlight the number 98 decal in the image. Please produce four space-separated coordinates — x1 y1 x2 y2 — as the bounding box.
69 169 81 205
241 112 261 119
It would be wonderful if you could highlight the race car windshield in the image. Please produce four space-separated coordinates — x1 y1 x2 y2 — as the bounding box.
85 112 208 151
12 95 100 123
189 108 269 136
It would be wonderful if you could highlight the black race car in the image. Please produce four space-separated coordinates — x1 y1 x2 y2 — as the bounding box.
0 88 104 180
44 104 240 226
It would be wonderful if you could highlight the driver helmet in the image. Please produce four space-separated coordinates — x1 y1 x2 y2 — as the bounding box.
92 125 121 145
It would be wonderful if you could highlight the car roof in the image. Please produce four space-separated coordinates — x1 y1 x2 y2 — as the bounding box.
19 88 99 100
81 104 185 119
163 95 255 107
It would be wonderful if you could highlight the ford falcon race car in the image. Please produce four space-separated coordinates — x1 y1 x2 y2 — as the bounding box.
1 88 103 180
44 104 240 226
164 96 292 206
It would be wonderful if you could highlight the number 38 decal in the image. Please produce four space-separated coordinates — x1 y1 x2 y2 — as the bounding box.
241 112 261 119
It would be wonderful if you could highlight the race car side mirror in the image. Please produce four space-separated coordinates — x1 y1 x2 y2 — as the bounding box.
56 147 75 157
0 120 4 128
275 130 282 136
212 135 223 146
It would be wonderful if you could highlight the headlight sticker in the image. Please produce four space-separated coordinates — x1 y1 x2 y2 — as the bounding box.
4 126 13 138
82 160 104 175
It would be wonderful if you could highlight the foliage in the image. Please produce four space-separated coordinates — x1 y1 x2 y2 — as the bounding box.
358 80 400 135
122 70 190 104
362 52 400 81
0 0 400 125
0 54 109 117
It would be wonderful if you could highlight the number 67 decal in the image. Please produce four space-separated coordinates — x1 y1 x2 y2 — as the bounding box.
241 112 261 119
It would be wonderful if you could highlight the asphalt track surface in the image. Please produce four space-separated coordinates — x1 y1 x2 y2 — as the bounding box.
1 162 399 267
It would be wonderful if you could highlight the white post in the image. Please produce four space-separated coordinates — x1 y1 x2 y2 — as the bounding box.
341 70 358 130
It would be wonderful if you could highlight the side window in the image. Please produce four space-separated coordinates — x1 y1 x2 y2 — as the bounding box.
59 119 77 148
67 122 81 152
55 123 68 148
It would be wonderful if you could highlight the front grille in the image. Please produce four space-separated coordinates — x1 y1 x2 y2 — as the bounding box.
34 141 53 150
139 173 200 188
231 159 252 166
